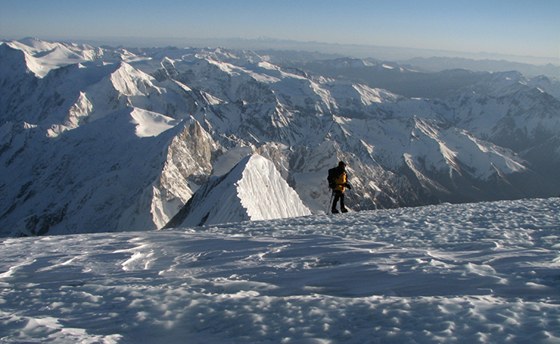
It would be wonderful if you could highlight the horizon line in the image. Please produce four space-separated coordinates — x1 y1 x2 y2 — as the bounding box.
2 34 559 67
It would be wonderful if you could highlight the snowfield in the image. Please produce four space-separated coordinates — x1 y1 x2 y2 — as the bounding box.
0 197 559 343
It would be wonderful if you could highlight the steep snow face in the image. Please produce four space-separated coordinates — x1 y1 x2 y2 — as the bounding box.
237 154 311 220
167 154 311 227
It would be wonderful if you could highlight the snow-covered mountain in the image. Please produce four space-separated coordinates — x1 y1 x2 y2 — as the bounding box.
1 38 559 235
166 154 311 227
1 197 559 343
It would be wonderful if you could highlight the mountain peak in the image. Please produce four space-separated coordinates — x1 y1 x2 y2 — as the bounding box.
0 43 33 78
166 154 311 228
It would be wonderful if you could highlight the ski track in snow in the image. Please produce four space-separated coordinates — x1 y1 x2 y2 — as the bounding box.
0 198 559 343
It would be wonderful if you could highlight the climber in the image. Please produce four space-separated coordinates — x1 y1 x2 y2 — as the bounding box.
327 161 352 214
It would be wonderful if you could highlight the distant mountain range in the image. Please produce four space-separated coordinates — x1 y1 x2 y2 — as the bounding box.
400 56 560 79
1 38 559 236
62 35 559 70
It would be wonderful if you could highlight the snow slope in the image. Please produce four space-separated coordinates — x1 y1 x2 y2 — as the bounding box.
3 38 99 78
0 197 558 343
167 154 311 227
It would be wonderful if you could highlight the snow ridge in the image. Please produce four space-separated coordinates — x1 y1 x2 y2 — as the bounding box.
167 154 311 227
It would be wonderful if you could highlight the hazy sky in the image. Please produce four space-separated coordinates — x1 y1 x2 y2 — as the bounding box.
1 0 558 61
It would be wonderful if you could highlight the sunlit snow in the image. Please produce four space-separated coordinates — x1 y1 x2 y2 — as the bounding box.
168 154 311 227
129 108 178 138
0 198 558 343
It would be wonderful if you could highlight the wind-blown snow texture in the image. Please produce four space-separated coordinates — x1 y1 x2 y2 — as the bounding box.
0 198 558 343
1 38 560 236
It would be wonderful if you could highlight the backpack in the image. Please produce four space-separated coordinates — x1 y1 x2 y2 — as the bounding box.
327 167 341 189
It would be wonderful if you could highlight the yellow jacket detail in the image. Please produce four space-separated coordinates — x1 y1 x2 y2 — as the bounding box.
334 171 347 192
